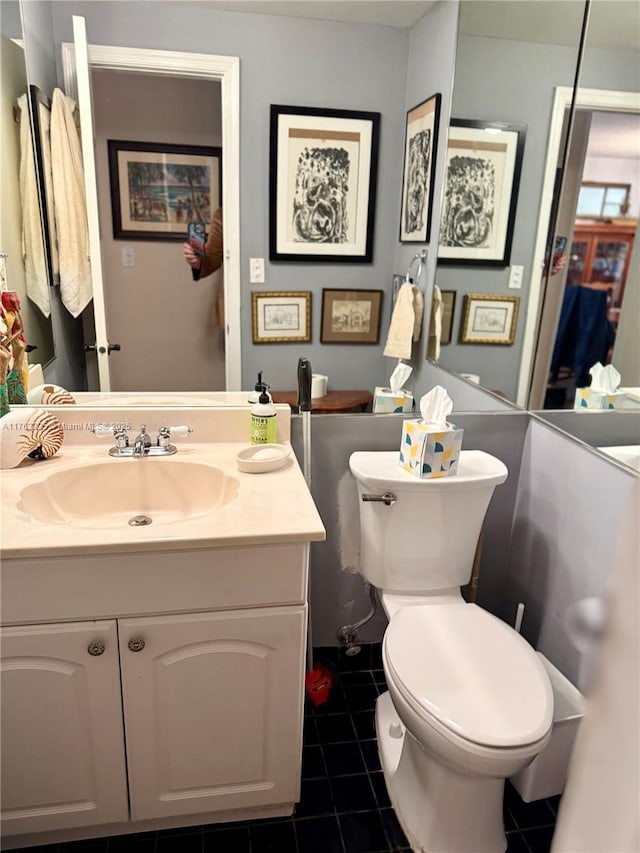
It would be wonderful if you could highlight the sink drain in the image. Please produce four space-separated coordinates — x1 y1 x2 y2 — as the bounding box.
129 514 152 527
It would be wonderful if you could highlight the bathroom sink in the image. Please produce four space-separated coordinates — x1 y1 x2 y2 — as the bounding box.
18 460 239 528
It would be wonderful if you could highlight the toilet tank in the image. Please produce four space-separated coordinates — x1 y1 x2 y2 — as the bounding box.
348 450 508 593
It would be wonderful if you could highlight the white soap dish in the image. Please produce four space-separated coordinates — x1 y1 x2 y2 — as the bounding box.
236 444 291 473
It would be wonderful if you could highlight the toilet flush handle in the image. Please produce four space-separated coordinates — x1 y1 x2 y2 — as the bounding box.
362 492 397 506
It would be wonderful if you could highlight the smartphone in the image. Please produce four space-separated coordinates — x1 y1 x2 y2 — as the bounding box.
544 235 567 272
187 222 206 258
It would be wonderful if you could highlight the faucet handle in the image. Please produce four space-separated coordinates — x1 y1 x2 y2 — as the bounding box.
157 425 193 448
92 424 115 437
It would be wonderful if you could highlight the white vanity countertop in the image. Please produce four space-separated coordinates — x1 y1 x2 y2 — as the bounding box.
1 442 326 559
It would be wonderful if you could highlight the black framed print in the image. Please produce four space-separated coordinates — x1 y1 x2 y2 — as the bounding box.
108 140 221 240
269 105 380 263
400 93 441 243
438 120 526 266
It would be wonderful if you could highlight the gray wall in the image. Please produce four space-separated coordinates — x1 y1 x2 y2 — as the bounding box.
49 0 460 395
505 419 637 689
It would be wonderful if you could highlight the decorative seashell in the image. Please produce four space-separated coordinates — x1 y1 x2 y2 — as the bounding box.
27 384 77 405
1 407 64 469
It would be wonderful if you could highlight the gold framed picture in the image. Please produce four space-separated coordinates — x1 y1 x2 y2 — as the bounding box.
251 291 312 343
460 293 519 345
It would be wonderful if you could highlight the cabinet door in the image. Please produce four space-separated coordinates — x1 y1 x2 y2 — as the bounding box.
119 607 306 821
0 621 128 836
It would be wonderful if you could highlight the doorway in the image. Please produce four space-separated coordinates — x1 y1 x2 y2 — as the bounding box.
61 35 241 391
91 70 225 392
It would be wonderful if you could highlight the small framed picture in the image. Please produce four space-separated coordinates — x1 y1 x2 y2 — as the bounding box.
438 119 526 266
440 290 456 345
400 93 441 243
460 293 520 345
251 291 312 344
269 104 380 262
320 288 383 344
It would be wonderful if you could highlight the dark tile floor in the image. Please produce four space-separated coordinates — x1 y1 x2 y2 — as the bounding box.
12 644 560 853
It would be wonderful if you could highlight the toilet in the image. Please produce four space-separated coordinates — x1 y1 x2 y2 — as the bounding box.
349 450 553 853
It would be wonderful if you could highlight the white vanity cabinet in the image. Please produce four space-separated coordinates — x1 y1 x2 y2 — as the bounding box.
119 607 306 820
0 620 129 836
0 543 314 848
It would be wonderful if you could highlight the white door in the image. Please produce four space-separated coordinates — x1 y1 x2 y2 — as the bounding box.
119 607 306 820
0 620 128 837
71 15 113 390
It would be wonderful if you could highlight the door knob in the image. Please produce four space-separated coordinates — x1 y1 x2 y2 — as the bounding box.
87 640 106 656
108 343 121 353
128 637 146 652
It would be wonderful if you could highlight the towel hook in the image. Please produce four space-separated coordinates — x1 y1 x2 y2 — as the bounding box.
406 249 427 284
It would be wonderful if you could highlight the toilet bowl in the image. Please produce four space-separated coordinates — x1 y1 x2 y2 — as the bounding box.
378 601 553 852
348 450 554 852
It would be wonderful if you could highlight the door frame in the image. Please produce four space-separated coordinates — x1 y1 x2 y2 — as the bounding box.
517 86 640 408
61 39 241 391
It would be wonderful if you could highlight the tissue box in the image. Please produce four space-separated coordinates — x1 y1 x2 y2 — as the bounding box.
574 388 628 410
373 387 414 413
399 419 463 478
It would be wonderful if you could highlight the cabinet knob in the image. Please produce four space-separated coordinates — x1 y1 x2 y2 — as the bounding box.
128 637 146 652
87 640 106 656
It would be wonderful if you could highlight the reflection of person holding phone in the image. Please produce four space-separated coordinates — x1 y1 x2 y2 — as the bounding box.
182 207 223 280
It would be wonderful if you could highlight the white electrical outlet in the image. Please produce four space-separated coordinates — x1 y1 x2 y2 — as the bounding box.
250 257 265 284
508 264 524 289
121 247 135 268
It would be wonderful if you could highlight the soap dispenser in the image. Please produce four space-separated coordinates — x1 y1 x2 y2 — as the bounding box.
248 372 264 405
250 384 277 444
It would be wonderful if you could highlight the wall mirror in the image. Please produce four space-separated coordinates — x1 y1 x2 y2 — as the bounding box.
432 0 639 420
0 0 56 367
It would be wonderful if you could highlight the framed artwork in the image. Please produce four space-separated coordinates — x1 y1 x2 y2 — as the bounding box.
440 289 456 345
438 120 526 266
29 85 58 285
108 140 222 240
251 291 312 343
400 93 441 243
320 288 383 344
269 105 380 263
460 293 520 345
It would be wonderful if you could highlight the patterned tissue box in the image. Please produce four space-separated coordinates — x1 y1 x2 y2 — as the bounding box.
399 419 463 478
373 387 414 413
574 388 628 410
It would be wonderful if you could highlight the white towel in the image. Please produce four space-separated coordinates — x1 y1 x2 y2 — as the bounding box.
18 95 50 317
50 88 92 317
383 281 423 359
427 284 443 361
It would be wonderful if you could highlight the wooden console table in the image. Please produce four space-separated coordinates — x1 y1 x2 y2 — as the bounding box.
271 389 373 414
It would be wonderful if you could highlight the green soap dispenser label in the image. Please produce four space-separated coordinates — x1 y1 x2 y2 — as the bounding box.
250 414 276 444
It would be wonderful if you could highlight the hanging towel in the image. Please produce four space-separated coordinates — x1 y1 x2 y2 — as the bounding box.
383 281 423 359
17 95 50 317
50 88 92 317
427 284 443 361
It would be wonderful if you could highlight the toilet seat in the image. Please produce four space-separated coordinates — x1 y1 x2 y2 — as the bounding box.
384 603 553 749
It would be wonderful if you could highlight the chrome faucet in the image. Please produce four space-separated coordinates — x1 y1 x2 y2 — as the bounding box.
93 424 193 457
132 425 152 459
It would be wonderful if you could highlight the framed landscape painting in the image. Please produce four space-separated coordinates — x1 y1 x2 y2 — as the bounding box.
251 291 312 343
400 93 441 243
108 140 221 240
269 105 380 263
438 120 526 266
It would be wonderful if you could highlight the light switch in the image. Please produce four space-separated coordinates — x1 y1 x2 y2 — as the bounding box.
508 264 524 289
250 257 265 284
121 247 135 268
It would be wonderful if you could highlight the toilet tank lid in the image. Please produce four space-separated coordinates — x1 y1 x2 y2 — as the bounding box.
349 450 507 491
385 604 553 748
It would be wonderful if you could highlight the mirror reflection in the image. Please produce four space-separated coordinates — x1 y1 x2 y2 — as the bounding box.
0 0 55 368
434 0 639 416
